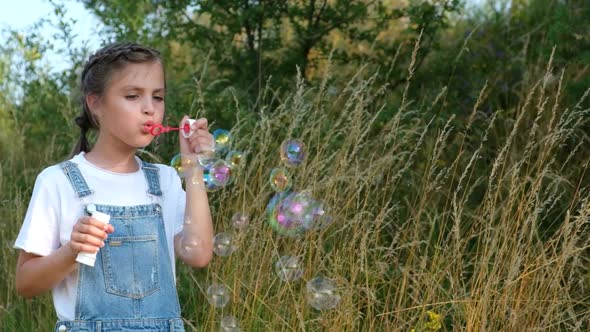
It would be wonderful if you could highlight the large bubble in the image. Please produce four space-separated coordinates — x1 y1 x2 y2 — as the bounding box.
207 284 231 308
202 159 234 192
275 256 304 282
280 139 305 167
266 192 305 238
269 167 292 192
306 277 341 310
213 233 236 257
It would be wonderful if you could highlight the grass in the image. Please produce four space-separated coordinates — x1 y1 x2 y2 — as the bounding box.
1 50 590 331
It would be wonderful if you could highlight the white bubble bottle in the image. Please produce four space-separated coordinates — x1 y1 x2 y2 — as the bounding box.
75 211 110 267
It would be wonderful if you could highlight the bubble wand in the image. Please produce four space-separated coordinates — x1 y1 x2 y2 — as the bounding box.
144 119 197 138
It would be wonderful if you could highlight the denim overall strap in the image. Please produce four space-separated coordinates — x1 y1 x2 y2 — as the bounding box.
59 161 93 198
141 160 163 197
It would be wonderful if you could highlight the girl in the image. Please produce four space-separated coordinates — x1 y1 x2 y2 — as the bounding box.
13 42 214 331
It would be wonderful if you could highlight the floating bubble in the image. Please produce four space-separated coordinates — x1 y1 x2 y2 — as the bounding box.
231 212 250 230
170 154 199 178
202 159 234 192
207 284 230 308
220 315 241 332
225 150 245 168
266 192 305 237
280 139 305 167
306 277 341 310
213 233 236 257
178 236 202 258
275 256 304 282
269 167 292 192
213 129 232 154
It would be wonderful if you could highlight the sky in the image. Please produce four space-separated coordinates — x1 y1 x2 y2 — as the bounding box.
0 0 487 73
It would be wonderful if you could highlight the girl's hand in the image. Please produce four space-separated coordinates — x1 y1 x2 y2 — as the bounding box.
69 216 114 254
178 115 214 156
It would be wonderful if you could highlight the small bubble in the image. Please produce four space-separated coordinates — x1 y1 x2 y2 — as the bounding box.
275 256 304 282
231 212 250 230
213 233 236 257
207 284 230 308
269 167 292 192
280 139 306 167
220 315 241 332
306 277 341 310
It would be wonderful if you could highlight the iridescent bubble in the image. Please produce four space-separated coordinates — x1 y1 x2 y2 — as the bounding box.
306 277 341 310
231 212 250 230
269 167 292 192
213 129 232 154
275 256 304 282
280 139 305 167
266 192 305 237
225 150 245 168
203 159 234 192
220 315 241 332
207 284 230 308
213 233 236 257
170 154 198 178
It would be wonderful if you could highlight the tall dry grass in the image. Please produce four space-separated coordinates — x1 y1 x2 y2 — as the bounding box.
1 47 590 331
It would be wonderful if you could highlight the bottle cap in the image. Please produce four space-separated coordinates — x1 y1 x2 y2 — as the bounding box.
76 252 96 267
182 119 196 138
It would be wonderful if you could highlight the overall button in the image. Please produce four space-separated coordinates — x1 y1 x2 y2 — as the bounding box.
154 204 161 214
57 325 67 332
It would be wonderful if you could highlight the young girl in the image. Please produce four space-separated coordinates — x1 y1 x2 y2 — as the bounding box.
14 42 213 331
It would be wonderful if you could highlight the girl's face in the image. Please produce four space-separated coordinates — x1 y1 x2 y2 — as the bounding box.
90 61 165 149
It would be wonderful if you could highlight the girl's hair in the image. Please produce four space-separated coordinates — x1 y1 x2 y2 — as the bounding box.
70 42 163 157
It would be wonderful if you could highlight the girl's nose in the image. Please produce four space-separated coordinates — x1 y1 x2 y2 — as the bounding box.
142 99 156 115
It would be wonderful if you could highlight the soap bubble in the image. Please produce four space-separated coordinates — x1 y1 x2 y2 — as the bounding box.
266 192 305 237
280 139 305 167
207 284 230 308
213 129 232 154
225 150 245 168
170 154 199 178
203 159 234 192
306 277 341 310
269 167 292 192
275 256 304 282
231 212 250 230
213 233 236 257
179 236 202 258
220 315 241 332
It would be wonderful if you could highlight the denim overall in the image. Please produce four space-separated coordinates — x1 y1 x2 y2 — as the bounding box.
54 160 185 332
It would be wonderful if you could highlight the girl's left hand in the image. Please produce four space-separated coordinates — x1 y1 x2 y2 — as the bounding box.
178 115 214 156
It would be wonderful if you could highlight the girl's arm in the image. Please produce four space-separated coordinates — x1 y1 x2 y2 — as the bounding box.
174 116 214 267
174 167 214 267
15 216 112 298
15 245 78 298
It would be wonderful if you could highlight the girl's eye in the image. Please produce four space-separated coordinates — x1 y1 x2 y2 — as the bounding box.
154 96 164 102
125 95 138 100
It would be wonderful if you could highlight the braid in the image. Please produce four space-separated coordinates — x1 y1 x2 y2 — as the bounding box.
69 42 163 158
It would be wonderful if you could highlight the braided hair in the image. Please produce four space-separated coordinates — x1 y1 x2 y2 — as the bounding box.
70 42 163 157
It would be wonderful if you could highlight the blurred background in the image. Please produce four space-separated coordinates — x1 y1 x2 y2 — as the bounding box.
1 0 590 331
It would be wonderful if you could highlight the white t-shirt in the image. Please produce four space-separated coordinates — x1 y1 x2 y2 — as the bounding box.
13 152 186 321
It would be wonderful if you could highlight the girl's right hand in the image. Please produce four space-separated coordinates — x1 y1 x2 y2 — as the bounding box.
69 216 115 254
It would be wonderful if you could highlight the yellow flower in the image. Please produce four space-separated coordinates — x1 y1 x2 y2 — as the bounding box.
424 310 442 331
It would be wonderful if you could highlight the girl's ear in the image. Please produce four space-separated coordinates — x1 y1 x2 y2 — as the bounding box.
86 94 102 118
